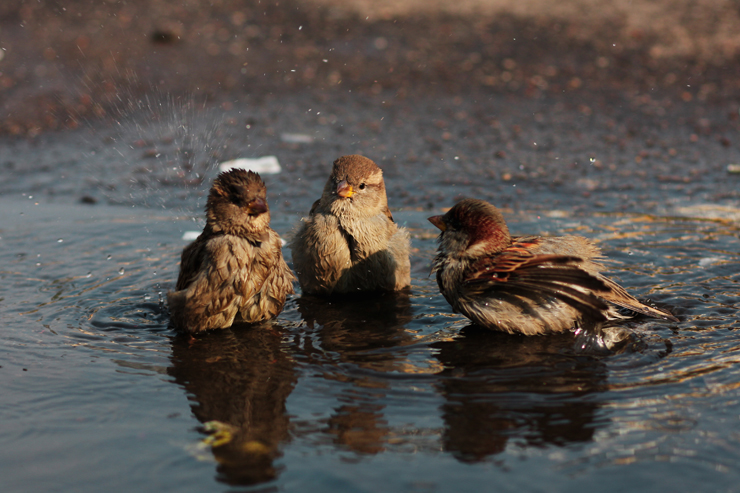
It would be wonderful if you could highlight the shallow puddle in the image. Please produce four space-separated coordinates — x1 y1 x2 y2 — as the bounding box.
2 195 739 491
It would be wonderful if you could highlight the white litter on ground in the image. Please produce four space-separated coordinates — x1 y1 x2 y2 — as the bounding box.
219 156 282 174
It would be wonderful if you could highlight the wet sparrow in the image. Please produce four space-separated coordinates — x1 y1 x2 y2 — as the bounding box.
290 155 410 296
168 169 295 332
429 198 678 335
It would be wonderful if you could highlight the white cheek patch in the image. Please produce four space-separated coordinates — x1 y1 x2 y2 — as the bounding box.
465 241 491 259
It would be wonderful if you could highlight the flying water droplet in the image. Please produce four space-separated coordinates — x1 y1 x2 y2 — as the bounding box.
118 268 125 275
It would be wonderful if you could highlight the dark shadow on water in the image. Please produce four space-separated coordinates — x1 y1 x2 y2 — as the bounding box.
431 325 609 463
295 291 415 455
296 289 415 354
165 291 415 484
168 323 297 487
165 293 644 475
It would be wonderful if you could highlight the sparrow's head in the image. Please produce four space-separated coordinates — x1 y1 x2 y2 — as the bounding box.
321 155 388 218
205 169 271 239
428 199 511 258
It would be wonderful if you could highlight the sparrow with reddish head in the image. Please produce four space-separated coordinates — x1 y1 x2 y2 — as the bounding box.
429 199 678 335
289 155 411 296
168 169 295 333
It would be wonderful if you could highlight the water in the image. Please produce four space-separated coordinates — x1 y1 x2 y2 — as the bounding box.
2 88 740 491
2 187 739 491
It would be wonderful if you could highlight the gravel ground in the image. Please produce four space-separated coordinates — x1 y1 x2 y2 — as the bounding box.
2 0 740 135
1 0 739 218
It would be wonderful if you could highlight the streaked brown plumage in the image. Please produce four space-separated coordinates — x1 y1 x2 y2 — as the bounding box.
168 169 295 333
429 198 678 335
289 155 410 296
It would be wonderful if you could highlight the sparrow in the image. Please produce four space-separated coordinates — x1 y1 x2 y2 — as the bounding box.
168 169 295 333
429 198 678 336
289 154 411 296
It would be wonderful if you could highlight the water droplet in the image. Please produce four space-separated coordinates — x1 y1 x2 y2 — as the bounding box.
118 268 125 275
57 238 63 243
107 255 112 260
86 272 92 278
590 157 596 163
144 295 152 301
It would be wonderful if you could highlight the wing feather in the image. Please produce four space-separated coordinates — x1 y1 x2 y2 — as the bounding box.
462 250 611 320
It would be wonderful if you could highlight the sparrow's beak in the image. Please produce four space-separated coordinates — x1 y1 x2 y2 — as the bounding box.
428 215 446 231
336 180 354 198
246 197 268 215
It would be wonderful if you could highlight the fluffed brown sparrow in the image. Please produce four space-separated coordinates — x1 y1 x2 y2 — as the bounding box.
168 169 295 332
289 155 410 296
429 198 678 335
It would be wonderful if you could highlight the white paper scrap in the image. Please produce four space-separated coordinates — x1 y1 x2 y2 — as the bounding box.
219 156 282 174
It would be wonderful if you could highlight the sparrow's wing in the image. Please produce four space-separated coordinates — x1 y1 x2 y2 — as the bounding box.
175 237 206 290
598 275 679 322
178 236 261 325
462 247 610 318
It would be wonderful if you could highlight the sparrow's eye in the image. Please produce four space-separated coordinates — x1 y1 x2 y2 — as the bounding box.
359 183 366 190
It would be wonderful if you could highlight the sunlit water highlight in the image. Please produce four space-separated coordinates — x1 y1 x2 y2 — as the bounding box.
1 194 738 492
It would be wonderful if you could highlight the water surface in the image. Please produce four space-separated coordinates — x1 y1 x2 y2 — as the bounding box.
2 192 738 492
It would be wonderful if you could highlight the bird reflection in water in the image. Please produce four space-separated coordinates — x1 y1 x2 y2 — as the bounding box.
296 290 415 455
169 323 297 486
431 325 609 463
168 290 637 475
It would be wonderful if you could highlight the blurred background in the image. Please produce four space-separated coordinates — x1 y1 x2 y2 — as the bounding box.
2 0 740 136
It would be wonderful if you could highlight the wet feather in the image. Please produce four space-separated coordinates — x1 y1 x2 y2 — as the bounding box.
168 169 295 333
430 198 678 335
289 155 410 296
